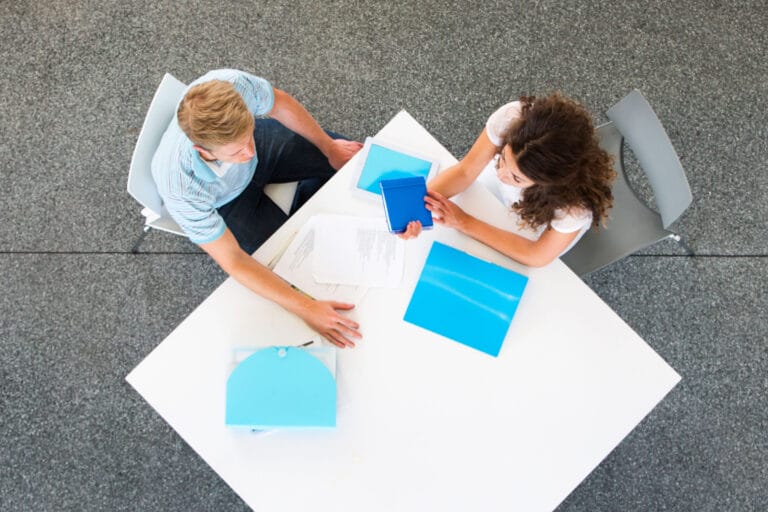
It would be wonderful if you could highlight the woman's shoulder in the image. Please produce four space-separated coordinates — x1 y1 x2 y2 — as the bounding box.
486 101 523 146
550 206 593 234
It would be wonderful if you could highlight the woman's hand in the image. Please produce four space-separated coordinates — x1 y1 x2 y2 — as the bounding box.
425 190 470 232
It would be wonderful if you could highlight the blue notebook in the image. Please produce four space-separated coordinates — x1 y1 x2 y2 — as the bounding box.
403 242 528 357
356 140 436 196
225 346 336 429
380 176 433 233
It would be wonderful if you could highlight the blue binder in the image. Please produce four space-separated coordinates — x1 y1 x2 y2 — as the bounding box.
380 176 433 233
404 242 528 357
225 346 336 429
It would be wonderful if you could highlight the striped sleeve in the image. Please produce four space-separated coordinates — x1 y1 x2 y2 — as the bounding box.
157 158 227 245
163 190 227 244
234 71 275 116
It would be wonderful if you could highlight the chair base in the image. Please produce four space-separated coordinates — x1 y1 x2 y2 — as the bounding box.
131 225 151 254
668 233 695 256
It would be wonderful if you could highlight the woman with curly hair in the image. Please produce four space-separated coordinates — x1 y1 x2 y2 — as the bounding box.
402 93 616 267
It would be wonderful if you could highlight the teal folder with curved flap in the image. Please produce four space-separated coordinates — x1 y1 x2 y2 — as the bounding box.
226 346 336 429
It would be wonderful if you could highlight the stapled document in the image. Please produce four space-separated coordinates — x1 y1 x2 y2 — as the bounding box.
311 214 405 288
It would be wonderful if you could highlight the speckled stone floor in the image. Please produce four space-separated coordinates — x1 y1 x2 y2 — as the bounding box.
1 1 766 510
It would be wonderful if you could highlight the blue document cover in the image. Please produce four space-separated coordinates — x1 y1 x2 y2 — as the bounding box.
380 176 433 233
403 242 528 357
357 142 434 196
226 346 336 429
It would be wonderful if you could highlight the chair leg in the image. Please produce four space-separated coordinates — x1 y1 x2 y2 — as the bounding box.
668 233 695 256
131 225 151 254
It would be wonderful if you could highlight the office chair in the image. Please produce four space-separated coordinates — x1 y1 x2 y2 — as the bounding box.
560 89 694 276
127 73 296 253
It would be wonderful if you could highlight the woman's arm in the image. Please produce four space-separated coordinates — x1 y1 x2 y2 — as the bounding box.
400 129 499 239
429 129 500 197
425 190 579 267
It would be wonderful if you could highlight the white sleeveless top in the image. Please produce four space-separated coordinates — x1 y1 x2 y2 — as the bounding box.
477 102 593 254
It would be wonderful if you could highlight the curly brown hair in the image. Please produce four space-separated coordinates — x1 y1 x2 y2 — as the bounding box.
503 93 615 230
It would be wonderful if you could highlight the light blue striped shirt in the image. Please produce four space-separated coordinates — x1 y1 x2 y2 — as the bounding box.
151 69 275 244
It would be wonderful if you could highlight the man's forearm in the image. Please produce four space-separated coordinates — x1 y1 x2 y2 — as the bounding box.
225 251 313 316
269 89 334 157
219 246 362 348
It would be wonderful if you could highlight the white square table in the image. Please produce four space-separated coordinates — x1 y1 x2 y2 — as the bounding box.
127 111 680 512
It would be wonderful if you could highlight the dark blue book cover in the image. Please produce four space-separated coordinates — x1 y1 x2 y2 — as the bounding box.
380 176 434 234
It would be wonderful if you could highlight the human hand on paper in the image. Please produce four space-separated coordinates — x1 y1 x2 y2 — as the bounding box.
326 139 363 171
425 190 469 232
301 300 362 348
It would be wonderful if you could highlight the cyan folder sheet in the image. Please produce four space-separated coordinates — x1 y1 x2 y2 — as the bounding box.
226 347 336 429
404 242 528 357
358 143 433 195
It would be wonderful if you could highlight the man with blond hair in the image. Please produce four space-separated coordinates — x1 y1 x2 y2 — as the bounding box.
152 69 362 347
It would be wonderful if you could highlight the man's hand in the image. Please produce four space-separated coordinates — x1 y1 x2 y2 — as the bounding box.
425 190 470 231
268 89 363 170
326 139 363 170
201 229 363 348
300 299 361 348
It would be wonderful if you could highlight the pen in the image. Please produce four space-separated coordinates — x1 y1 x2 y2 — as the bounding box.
267 229 299 269
290 284 315 300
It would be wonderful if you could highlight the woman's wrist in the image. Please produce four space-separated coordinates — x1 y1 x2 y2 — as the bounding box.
456 212 474 234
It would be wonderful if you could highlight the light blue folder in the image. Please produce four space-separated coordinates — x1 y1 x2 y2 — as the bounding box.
226 346 336 429
357 142 434 195
403 242 528 357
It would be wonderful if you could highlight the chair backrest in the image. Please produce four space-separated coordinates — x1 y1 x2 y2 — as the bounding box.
127 73 187 215
607 89 692 229
560 90 692 275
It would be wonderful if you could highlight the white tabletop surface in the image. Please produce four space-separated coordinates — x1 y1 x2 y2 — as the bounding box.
127 111 680 512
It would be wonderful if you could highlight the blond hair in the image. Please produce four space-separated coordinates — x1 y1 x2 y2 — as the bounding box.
177 80 254 149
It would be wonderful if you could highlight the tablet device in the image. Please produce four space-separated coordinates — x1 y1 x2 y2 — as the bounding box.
353 137 439 200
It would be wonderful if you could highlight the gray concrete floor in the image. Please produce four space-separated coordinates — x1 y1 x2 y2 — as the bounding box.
1 0 766 510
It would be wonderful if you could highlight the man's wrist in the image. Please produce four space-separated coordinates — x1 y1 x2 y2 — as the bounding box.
316 134 336 159
288 289 316 316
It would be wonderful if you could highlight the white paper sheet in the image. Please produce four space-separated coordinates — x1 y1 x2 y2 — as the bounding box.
271 216 368 303
311 213 405 288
